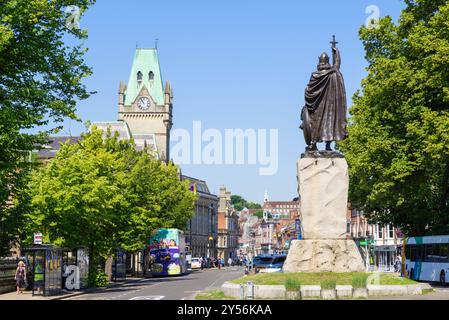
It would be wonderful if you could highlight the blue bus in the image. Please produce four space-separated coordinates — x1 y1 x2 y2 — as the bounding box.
148 229 187 276
405 236 449 285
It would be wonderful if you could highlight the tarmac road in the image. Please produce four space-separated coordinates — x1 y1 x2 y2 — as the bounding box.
66 267 244 300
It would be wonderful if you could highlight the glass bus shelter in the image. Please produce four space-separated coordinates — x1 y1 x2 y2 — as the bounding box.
22 245 63 297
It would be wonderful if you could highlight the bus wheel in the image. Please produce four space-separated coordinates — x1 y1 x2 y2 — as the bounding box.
409 269 414 280
440 271 446 287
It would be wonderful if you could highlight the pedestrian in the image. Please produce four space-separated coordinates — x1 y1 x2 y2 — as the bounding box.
228 257 233 267
200 257 204 270
15 261 27 295
394 254 402 273
34 260 44 294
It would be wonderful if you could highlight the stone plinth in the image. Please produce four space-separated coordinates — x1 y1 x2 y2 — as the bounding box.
283 240 365 273
285 152 365 273
297 153 348 240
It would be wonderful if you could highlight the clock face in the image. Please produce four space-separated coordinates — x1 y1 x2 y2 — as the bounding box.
138 97 151 110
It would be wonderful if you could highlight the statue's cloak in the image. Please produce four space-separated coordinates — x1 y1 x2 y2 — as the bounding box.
304 65 348 143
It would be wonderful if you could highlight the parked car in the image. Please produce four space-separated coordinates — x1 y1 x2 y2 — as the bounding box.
253 254 287 274
190 258 202 269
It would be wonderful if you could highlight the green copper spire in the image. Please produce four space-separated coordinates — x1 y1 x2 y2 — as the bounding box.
124 48 164 106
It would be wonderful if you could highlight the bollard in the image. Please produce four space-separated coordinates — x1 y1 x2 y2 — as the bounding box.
240 284 245 300
247 281 254 300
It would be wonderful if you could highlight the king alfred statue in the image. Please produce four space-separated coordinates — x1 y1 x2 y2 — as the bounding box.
300 36 348 153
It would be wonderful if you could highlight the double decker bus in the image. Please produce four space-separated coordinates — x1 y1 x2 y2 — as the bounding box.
405 236 449 285
147 229 187 276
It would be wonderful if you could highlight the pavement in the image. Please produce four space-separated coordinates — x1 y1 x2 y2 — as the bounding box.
367 284 449 300
0 266 244 301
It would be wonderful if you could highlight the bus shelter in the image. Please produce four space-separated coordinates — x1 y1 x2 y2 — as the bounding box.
22 245 63 297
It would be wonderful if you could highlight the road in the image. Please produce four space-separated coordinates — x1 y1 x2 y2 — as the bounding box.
67 267 244 301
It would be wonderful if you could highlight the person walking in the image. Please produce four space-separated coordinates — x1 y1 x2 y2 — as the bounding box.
15 261 27 295
200 257 204 270
228 257 233 267
394 254 402 273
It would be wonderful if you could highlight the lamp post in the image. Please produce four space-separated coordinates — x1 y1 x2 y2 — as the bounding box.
208 203 215 258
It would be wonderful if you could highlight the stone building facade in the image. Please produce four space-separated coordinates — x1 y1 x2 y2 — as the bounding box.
117 48 173 163
182 176 219 259
217 187 239 262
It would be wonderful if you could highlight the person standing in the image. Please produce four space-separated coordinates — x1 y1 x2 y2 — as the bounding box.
228 257 233 267
15 261 27 295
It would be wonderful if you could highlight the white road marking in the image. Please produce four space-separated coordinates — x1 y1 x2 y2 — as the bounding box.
129 296 165 300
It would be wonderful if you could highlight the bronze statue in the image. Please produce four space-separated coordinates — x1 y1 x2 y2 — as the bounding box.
300 35 348 152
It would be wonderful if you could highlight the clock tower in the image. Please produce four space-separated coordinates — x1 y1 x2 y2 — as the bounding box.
118 48 173 163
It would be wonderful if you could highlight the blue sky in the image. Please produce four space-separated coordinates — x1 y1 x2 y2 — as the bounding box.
52 0 405 203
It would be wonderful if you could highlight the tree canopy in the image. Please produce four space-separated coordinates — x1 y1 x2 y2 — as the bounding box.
230 195 262 211
23 128 196 262
0 0 95 252
339 0 449 236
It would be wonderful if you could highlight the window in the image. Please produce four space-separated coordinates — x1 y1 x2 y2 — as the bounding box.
346 223 350 234
389 225 394 238
378 226 383 239
410 245 423 262
406 245 411 260
137 71 143 82
424 244 434 262
440 244 449 262
149 71 154 81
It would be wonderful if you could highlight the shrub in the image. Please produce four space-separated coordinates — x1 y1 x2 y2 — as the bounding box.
320 279 337 290
285 278 301 292
352 274 368 288
88 270 109 288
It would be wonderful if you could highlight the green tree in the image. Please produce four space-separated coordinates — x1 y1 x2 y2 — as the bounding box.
0 0 95 250
231 195 262 211
339 0 449 236
253 210 264 219
24 128 196 283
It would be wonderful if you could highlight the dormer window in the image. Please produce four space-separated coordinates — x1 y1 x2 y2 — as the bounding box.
149 71 154 81
137 71 143 83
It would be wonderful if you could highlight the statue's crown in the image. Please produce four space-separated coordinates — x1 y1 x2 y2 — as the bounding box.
319 52 330 64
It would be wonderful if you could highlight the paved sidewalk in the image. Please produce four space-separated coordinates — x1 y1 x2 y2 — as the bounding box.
0 277 145 300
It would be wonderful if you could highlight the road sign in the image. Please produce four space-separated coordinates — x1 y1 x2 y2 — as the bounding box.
34 233 43 245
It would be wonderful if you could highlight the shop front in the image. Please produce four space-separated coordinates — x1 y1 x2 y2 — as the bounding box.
374 245 399 273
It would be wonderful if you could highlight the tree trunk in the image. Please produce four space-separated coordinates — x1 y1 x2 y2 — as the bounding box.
105 255 113 282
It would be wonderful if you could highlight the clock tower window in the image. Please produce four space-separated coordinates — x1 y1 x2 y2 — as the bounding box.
149 71 154 81
137 71 143 83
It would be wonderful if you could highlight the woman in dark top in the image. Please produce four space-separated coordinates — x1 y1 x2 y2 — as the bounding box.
15 261 27 295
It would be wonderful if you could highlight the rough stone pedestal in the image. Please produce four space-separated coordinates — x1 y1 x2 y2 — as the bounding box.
283 239 365 273
284 152 365 273
297 153 348 239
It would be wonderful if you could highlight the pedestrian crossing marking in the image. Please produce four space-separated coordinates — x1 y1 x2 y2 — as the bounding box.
129 296 164 300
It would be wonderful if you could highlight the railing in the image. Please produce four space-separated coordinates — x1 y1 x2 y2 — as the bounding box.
0 258 19 294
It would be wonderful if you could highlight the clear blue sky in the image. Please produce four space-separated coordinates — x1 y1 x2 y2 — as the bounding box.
54 0 405 203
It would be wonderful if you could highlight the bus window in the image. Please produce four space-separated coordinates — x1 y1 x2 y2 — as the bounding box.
406 245 411 260
411 245 423 262
424 244 434 262
441 244 449 262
